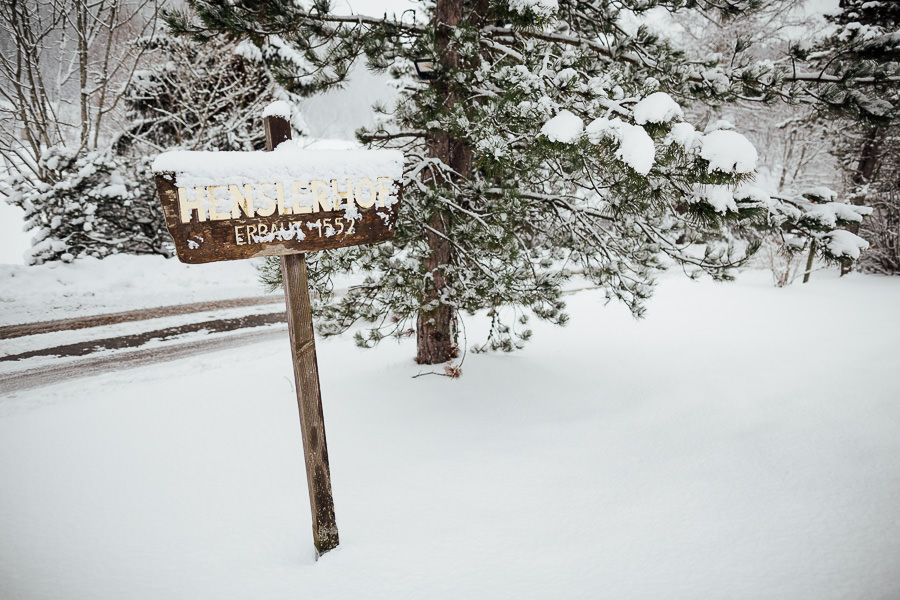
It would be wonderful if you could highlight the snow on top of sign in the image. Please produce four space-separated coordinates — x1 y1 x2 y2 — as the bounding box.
632 92 683 125
152 142 404 188
262 100 292 119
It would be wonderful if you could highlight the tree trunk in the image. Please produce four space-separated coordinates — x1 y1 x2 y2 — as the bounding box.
77 0 90 150
842 125 884 275
802 239 816 283
415 0 468 364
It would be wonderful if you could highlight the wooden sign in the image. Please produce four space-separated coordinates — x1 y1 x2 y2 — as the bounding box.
151 111 401 556
153 147 403 264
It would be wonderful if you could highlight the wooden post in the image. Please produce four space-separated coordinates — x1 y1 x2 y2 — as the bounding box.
264 113 339 554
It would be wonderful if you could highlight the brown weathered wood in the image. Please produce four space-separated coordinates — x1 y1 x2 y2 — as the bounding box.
154 174 400 265
264 114 292 151
280 251 339 554
265 114 339 555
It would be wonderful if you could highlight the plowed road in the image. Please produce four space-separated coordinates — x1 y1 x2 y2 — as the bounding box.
0 296 288 393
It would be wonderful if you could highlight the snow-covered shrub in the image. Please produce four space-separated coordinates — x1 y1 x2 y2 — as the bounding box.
3 145 171 265
756 186 872 284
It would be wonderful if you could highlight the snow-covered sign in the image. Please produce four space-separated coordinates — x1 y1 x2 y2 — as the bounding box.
152 146 404 264
151 111 403 555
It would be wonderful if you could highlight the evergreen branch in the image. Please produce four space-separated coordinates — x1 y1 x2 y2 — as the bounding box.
422 223 500 282
358 130 427 142
482 25 639 67
784 72 900 85
301 12 425 33
484 187 616 222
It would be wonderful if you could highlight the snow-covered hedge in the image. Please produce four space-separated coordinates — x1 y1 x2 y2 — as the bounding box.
3 146 172 265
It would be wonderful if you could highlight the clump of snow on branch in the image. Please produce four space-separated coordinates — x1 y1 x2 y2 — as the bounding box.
692 185 739 214
233 39 263 62
632 92 684 125
540 110 584 143
699 130 758 174
822 229 870 260
665 122 700 149
586 117 655 175
508 0 558 19
806 201 871 228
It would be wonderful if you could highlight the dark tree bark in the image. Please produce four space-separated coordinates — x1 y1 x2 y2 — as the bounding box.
415 0 470 364
841 125 884 275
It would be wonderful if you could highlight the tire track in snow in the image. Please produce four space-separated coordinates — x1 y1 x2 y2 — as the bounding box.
1 312 286 362
0 295 283 340
0 326 287 394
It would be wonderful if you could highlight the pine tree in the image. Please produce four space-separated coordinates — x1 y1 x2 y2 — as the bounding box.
789 0 900 274
167 0 867 363
797 0 900 122
3 146 170 264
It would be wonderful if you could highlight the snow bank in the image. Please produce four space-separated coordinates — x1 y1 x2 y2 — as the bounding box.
2 270 900 599
0 254 268 326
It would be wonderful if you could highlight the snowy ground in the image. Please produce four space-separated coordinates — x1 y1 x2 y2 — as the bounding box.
1 257 899 600
0 255 267 326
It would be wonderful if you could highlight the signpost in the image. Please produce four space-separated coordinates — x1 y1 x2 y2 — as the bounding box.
152 108 403 555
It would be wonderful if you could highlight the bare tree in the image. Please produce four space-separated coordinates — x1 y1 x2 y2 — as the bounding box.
0 0 157 190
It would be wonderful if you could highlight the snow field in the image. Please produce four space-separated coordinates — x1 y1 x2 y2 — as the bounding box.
1 268 899 599
0 255 267 326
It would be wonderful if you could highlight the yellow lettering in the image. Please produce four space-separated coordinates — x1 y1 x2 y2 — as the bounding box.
229 184 255 219
276 182 288 215
290 181 311 214
234 225 246 245
376 177 393 208
207 186 230 220
355 178 376 209
331 178 354 210
178 187 206 223
246 224 257 241
256 183 277 217
311 180 331 213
